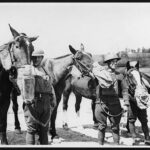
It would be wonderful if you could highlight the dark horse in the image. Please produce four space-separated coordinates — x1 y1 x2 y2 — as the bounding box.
37 45 93 141
0 24 38 144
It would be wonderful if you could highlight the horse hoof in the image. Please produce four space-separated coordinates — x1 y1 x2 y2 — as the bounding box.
0 139 8 145
63 123 69 130
131 138 138 145
51 135 61 144
15 129 22 134
93 123 99 129
145 139 150 145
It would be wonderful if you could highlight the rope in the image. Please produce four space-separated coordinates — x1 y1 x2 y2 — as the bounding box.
99 101 124 117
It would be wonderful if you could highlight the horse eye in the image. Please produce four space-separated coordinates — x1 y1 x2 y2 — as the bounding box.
16 45 19 49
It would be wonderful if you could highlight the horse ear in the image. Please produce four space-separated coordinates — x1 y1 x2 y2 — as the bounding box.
69 45 77 55
80 43 84 51
126 61 130 71
29 36 39 42
135 61 139 70
9 24 20 38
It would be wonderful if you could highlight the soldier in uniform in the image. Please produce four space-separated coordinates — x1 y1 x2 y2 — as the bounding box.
94 53 129 145
23 49 56 145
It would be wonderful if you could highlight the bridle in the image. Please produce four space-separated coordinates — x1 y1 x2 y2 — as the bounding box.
72 50 93 76
0 35 30 67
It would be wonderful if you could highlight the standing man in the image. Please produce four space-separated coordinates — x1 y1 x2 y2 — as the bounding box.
23 49 56 145
93 53 129 145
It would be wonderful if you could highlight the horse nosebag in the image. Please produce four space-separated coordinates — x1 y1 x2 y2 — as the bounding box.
17 65 35 103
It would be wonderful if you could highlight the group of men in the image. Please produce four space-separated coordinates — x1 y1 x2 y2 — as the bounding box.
13 48 150 146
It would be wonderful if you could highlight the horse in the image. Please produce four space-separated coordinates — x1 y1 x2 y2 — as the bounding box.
62 66 98 130
0 24 38 144
124 60 150 145
62 44 98 130
39 44 94 141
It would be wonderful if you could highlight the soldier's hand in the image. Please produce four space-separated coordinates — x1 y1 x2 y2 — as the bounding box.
43 75 49 80
89 72 95 80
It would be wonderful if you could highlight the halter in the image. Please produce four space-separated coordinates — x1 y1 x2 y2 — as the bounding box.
73 50 93 76
11 35 29 66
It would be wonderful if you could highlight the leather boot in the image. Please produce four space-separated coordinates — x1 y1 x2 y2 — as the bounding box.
128 122 138 145
112 132 120 145
142 123 150 145
0 132 8 145
98 130 105 145
144 137 150 145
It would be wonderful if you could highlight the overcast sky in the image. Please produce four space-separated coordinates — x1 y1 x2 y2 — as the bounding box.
0 3 150 57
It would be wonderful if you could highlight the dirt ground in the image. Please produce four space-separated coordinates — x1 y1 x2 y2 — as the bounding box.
2 94 150 147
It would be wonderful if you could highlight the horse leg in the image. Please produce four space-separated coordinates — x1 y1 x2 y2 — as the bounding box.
49 85 62 141
74 93 83 128
62 81 72 130
0 95 10 145
91 98 98 128
11 90 21 134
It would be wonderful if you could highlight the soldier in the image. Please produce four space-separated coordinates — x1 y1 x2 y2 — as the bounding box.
23 49 56 145
93 53 128 145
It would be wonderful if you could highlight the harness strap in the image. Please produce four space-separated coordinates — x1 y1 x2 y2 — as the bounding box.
73 56 93 77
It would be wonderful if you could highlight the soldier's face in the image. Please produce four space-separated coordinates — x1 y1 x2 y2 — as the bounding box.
32 56 43 67
108 59 118 70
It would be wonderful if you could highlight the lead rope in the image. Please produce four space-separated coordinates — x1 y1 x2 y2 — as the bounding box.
99 98 124 117
99 78 124 117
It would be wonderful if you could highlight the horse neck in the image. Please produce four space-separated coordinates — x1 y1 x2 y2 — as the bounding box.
53 54 73 84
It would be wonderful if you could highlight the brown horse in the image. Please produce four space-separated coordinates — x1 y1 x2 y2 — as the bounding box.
62 44 98 129
38 44 93 141
0 24 38 144
62 66 98 130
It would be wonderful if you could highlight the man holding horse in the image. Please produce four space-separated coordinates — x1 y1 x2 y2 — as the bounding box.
93 53 129 145
23 49 56 145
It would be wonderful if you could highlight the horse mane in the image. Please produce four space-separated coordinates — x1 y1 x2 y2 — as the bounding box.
54 54 72 60
0 42 11 52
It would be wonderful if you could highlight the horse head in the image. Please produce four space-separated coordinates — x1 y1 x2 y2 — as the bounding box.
69 44 93 75
126 61 150 109
51 44 93 86
8 24 38 68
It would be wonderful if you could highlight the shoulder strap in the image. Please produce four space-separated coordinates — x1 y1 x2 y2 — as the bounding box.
41 66 48 75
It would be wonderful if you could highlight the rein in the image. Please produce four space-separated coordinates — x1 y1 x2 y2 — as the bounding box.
100 102 124 117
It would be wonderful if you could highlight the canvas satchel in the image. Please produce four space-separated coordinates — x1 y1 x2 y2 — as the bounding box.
92 62 113 88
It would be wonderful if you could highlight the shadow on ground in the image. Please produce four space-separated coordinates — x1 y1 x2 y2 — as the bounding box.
6 123 148 145
56 127 98 143
7 130 26 145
